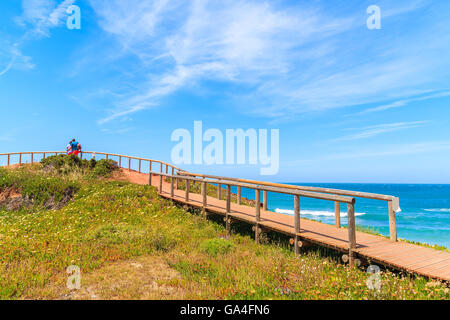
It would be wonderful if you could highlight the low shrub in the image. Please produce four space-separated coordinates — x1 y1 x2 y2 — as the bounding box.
91 159 118 177
199 238 235 257
40 155 117 177
41 154 86 171
0 168 80 207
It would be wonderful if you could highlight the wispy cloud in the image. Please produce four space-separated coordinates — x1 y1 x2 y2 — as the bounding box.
90 0 357 123
334 121 430 141
0 41 35 76
85 0 450 123
17 0 76 38
0 0 74 77
355 90 450 115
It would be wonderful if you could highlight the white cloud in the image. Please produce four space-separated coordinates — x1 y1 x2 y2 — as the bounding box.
12 0 448 123
334 121 430 141
91 0 357 123
0 41 35 75
19 0 55 24
0 0 75 77
20 0 76 37
356 90 450 115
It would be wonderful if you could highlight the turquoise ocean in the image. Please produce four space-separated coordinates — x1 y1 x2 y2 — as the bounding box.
233 183 450 248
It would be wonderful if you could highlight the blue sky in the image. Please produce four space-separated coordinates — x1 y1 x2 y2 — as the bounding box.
1 0 450 183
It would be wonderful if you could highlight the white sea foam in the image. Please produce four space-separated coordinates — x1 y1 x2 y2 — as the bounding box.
275 208 366 217
424 208 450 212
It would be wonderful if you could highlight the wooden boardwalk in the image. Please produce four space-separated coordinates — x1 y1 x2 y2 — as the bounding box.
2 151 449 282
123 170 450 282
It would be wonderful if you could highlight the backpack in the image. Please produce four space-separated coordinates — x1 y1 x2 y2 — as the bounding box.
77 143 82 151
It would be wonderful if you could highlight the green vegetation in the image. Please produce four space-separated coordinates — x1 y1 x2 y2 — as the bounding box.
200 238 235 257
0 164 448 300
0 166 79 207
41 154 118 178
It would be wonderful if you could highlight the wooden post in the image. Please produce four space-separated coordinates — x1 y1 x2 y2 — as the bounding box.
43 153 46 159
185 179 190 202
31 153 34 164
263 191 268 211
148 171 152 186
106 154 109 160
388 200 397 242
347 202 356 267
237 186 241 205
149 160 152 173
294 195 300 254
226 185 231 214
19 153 22 165
128 157 131 171
138 160 141 173
118 156 121 168
160 163 163 174
202 180 207 217
255 189 261 244
217 181 222 199
159 173 163 193
170 174 174 198
334 201 341 228
166 165 168 174
7 154 10 166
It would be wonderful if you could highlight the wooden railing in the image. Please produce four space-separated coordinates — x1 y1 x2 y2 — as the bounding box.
0 151 400 266
150 170 358 265
178 171 401 242
0 151 182 176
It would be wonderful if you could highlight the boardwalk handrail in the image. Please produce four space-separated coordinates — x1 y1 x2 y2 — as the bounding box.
0 151 183 174
2 152 449 281
178 171 400 242
150 170 357 264
0 150 395 251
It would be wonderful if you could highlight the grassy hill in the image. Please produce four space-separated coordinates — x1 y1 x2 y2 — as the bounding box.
0 156 448 300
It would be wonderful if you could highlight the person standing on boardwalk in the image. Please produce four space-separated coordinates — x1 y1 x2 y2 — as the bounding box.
70 139 82 156
66 141 73 155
